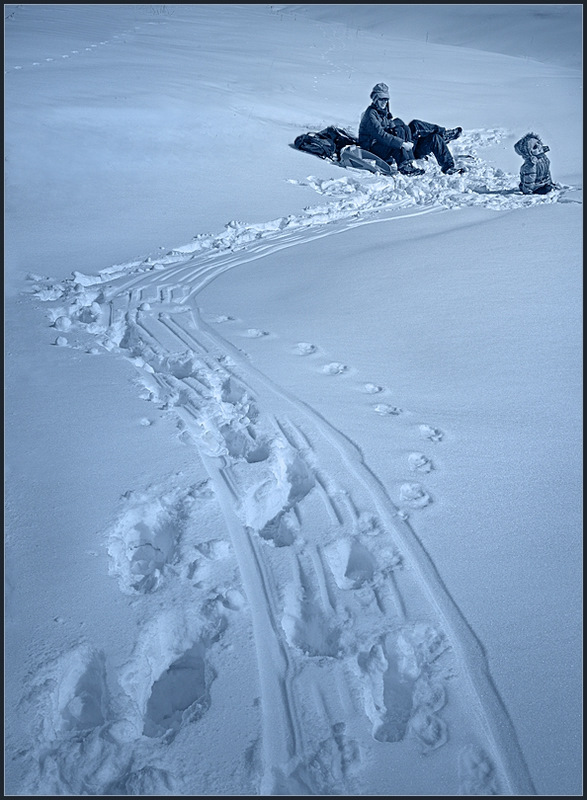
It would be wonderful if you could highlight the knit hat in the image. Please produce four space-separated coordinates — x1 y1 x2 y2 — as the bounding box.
370 82 390 101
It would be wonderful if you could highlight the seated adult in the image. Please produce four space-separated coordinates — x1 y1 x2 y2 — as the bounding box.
358 82 463 176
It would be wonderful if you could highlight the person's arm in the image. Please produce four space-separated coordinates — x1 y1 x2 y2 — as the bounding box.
519 158 538 194
366 108 405 149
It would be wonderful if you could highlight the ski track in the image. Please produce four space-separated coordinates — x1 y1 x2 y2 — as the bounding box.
20 130 550 796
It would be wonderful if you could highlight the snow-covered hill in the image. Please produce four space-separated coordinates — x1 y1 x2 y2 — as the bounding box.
4 4 582 796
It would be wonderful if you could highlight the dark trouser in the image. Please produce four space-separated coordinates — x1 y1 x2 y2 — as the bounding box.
410 120 455 172
532 184 554 194
370 118 455 172
369 139 412 168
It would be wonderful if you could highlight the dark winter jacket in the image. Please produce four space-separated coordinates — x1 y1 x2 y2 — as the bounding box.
514 132 553 194
358 103 408 153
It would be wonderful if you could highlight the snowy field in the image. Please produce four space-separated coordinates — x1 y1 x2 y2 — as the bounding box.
4 4 582 796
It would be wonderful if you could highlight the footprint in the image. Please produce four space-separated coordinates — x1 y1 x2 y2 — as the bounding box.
419 424 444 442
459 745 500 795
324 537 377 590
106 486 196 594
21 645 132 794
358 639 414 743
238 441 315 536
409 707 447 751
285 722 361 794
104 766 179 796
322 362 348 375
244 328 270 338
25 645 109 742
362 383 384 394
257 510 298 547
219 588 246 611
356 511 385 537
294 342 317 356
399 482 432 509
372 403 402 416
282 565 343 658
357 624 448 745
142 641 215 740
408 452 434 473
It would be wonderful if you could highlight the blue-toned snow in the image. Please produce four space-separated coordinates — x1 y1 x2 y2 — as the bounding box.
4 4 582 796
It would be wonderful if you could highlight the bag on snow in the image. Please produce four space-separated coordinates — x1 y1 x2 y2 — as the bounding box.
293 126 358 161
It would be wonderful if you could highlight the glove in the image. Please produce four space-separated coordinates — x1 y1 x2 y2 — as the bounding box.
401 142 414 152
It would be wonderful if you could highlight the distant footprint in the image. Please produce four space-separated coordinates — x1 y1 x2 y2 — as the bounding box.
459 745 500 795
294 342 317 356
362 383 384 394
372 403 402 416
399 482 432 509
244 328 270 338
322 362 348 375
408 452 434 473
419 424 444 442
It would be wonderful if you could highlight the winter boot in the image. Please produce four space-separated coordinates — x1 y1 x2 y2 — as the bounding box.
442 126 462 143
399 162 425 176
443 165 467 175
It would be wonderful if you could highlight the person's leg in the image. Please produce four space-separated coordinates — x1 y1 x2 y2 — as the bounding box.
408 119 441 139
413 132 455 172
409 119 462 143
391 119 412 142
369 140 411 168
532 184 554 194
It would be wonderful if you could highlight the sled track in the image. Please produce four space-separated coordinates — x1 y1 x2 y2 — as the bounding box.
23 131 559 795
120 264 535 794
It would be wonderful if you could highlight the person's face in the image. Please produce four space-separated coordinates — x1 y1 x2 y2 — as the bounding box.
375 96 388 110
528 138 546 156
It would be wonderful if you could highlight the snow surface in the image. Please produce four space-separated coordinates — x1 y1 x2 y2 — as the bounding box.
4 3 582 796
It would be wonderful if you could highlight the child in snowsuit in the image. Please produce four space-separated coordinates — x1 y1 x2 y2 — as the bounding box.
358 82 463 176
514 133 555 194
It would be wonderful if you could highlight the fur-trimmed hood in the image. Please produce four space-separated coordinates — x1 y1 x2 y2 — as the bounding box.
514 132 547 159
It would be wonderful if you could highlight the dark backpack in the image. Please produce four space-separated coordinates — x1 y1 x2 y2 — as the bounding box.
293 126 358 161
